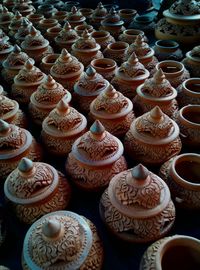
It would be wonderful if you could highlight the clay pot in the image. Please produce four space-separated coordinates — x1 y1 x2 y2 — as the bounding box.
182 46 200 77
73 66 109 114
43 0 64 10
153 40 183 61
79 8 93 21
41 98 87 156
155 60 190 88
66 6 86 28
129 15 155 36
38 18 60 35
177 78 200 107
124 106 182 166
119 29 148 44
26 13 44 26
74 24 94 36
140 235 200 269
65 120 128 191
103 41 129 66
0 39 13 67
91 30 115 51
90 2 108 29
4 158 71 224
100 164 175 242
8 11 23 37
64 1 81 11
14 18 32 45
90 58 117 82
51 10 68 24
119 9 138 27
37 4 57 18
176 105 200 148
111 52 149 99
12 1 35 16
160 153 200 209
0 120 42 181
45 26 62 50
22 211 104 269
40 53 60 74
133 69 178 119
0 7 14 32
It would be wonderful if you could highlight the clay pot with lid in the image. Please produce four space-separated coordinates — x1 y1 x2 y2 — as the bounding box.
90 2 108 29
12 0 35 16
177 78 200 107
50 48 84 92
119 29 148 44
155 60 190 88
111 52 149 99
153 40 183 61
0 120 42 181
103 41 129 66
37 18 60 35
71 30 103 67
22 210 104 269
91 30 115 51
65 120 128 191
4 158 71 224
26 13 44 27
182 45 200 77
91 58 117 82
133 69 179 119
11 59 46 105
39 53 60 74
140 235 200 270
66 6 86 28
14 18 32 45
89 85 135 138
0 7 14 32
29 75 71 126
8 11 23 38
41 98 87 156
100 164 175 242
73 66 109 114
124 106 182 166
0 39 13 67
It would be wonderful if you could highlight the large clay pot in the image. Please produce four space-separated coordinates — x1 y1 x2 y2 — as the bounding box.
177 78 200 107
45 26 62 50
51 10 68 24
79 8 93 22
12 0 35 16
64 1 81 11
91 30 115 51
182 45 200 77
103 41 129 66
129 15 155 37
90 58 117 82
153 40 183 61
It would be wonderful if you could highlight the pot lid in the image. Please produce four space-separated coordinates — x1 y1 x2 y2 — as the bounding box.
0 39 13 55
108 164 171 218
74 66 109 96
130 106 180 145
3 44 29 69
0 7 14 23
72 120 124 166
30 75 71 109
8 11 23 30
93 2 108 18
72 30 100 52
22 211 93 270
67 6 85 23
0 95 19 120
14 18 32 40
90 84 133 119
101 7 124 27
50 49 84 79
42 98 87 137
4 158 59 204
168 0 200 16
0 120 32 160
129 34 154 59
55 21 79 44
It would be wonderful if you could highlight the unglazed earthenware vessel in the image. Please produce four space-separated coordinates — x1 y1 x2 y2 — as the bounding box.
119 9 138 27
22 210 104 269
14 18 32 45
74 24 94 36
26 13 44 27
64 1 80 11
153 40 183 61
182 45 200 77
100 164 175 242
0 7 14 32
119 29 148 44
65 120 128 191
90 58 117 82
0 85 7 96
66 6 86 28
124 106 182 166
4 158 71 224
103 41 129 66
39 53 60 74
51 10 68 24
0 39 13 67
12 0 35 16
37 18 60 35
79 8 93 22
90 2 108 29
177 78 200 107
91 30 115 51
8 11 23 38
37 4 57 18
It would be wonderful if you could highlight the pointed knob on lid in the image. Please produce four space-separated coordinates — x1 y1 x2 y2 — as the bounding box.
63 21 71 31
109 7 116 14
24 59 34 70
56 97 70 115
13 44 21 54
86 66 96 77
90 120 105 139
128 52 139 65
131 164 149 180
42 219 62 239
15 11 22 18
71 6 77 14
29 25 37 36
97 2 103 8
149 106 163 122
153 68 166 83
104 84 118 98
18 157 33 173
60 48 71 62
135 34 145 46
45 75 56 88
0 119 10 136
82 29 90 39
22 18 30 27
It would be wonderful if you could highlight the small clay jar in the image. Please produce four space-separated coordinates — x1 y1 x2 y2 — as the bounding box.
39 53 60 74
153 40 183 61
71 30 103 67
55 21 80 52
140 235 200 270
4 158 71 224
0 95 27 128
73 66 109 114
37 4 57 18
103 41 129 66
22 211 104 270
12 59 46 105
12 0 35 16
90 58 117 82
90 2 108 29
119 9 138 27
41 99 87 156
124 106 182 166
119 29 148 44
0 120 42 181
79 8 93 21
155 60 190 88
50 49 84 92
0 39 13 67
100 164 175 243
74 24 94 36
133 69 178 119
66 6 86 28
8 11 23 37
177 78 200 107
0 7 14 32
29 75 71 126
176 105 200 149
89 85 135 138
37 18 60 35
14 18 32 45
65 120 128 191
111 52 149 99
2 45 29 85
91 30 115 51
182 46 200 77
45 26 62 49
51 10 68 24
26 13 44 27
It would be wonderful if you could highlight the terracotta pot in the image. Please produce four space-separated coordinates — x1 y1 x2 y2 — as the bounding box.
177 78 200 107
38 18 60 35
14 18 32 45
182 46 200 77
90 2 108 29
100 164 175 242
51 10 68 24
0 7 14 32
90 58 117 82
74 24 94 36
22 211 103 269
8 11 23 38
0 39 13 67
65 120 128 191
119 9 138 27
37 4 57 18
129 15 155 36
91 30 115 51
153 40 183 61
4 158 71 224
40 53 60 74
79 8 93 21
119 29 148 44
66 6 86 28
103 41 129 66
43 0 64 9
64 1 81 11
12 1 35 16
26 13 44 26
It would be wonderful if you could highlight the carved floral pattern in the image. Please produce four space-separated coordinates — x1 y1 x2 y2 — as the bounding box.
51 55 82 75
0 96 15 117
169 0 200 16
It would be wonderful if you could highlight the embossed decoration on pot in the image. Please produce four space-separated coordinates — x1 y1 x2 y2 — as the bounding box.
91 30 115 51
140 235 200 270
119 29 148 44
124 106 182 166
39 53 60 74
133 69 179 119
74 24 94 36
50 48 84 92
177 78 200 107
182 45 200 77
71 30 103 67
2 45 29 85
155 60 190 88
65 120 128 191
41 98 87 156
100 164 175 243
37 4 57 18
12 0 35 16
14 18 33 45
11 59 46 105
26 13 44 26
0 39 13 67
66 6 86 28
111 52 149 99
38 18 60 35
90 2 108 29
153 40 183 61
22 210 104 270
89 84 135 137
74 66 109 114
8 11 23 37
103 41 129 66
119 9 138 28
4 158 71 224
176 105 200 148
90 58 117 82
29 75 71 126
0 7 14 32
0 120 42 181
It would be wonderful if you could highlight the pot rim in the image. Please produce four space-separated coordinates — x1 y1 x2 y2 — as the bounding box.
182 78 200 96
107 41 129 51
91 58 117 71
155 39 179 49
156 60 184 77
179 105 200 127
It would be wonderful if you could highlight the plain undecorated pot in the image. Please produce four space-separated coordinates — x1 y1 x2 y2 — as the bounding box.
177 78 200 107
